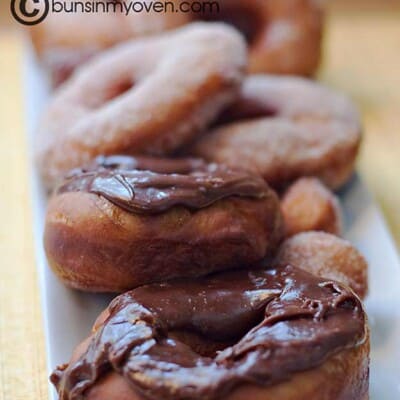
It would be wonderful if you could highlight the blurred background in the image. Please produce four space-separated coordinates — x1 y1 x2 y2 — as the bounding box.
0 1 399 399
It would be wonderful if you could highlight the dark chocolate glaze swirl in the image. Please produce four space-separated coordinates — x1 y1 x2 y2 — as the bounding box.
56 156 269 214
51 265 366 400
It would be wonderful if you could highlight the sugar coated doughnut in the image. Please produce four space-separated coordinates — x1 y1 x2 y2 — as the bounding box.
189 75 362 190
36 23 247 188
30 0 324 85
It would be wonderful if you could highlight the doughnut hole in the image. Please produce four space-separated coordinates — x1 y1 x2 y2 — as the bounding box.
102 79 135 103
215 97 277 126
85 78 135 109
168 305 267 359
168 331 236 358
80 76 136 109
281 178 343 237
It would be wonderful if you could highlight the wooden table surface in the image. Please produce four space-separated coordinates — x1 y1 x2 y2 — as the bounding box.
0 3 399 399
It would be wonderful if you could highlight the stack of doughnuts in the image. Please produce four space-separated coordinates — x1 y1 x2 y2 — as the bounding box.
34 16 369 400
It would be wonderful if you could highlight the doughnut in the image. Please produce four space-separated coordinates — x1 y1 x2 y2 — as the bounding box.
35 23 247 189
275 231 368 299
50 264 369 400
44 156 283 292
188 75 362 190
281 177 343 237
197 0 324 75
29 0 188 86
30 0 324 86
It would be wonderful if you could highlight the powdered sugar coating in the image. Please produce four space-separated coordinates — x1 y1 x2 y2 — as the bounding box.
190 75 362 190
275 231 368 299
281 177 343 237
36 23 247 188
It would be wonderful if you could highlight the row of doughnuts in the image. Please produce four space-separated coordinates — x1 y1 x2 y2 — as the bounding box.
33 16 369 400
35 24 361 191
45 155 365 296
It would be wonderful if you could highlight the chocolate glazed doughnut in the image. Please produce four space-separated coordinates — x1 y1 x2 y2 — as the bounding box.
35 23 247 189
51 265 369 400
189 75 362 191
44 156 283 292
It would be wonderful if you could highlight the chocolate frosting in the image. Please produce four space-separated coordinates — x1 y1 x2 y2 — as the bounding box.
56 156 269 214
51 265 366 400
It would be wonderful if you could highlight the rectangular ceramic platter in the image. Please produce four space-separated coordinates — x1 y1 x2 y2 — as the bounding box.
23 45 400 400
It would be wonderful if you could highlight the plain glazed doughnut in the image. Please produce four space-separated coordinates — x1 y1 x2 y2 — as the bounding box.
44 156 283 292
281 177 343 237
275 231 368 299
189 75 362 190
35 23 247 189
30 0 324 85
51 265 369 400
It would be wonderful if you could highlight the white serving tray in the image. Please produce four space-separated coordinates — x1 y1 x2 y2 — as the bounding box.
24 46 400 400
